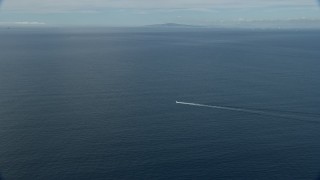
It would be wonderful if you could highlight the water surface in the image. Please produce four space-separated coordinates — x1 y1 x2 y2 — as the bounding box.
0 27 320 179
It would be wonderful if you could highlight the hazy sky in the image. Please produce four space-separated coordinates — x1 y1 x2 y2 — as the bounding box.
0 0 319 26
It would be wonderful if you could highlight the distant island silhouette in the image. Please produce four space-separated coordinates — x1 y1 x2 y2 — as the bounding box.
145 23 204 28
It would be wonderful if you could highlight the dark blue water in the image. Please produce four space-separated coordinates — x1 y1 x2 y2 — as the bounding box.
0 27 320 180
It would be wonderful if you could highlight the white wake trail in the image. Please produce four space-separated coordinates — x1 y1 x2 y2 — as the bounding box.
176 101 271 115
176 101 320 124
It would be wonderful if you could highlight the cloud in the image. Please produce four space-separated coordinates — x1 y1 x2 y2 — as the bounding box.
1 0 318 26
1 0 315 12
0 21 46 25
14 21 46 25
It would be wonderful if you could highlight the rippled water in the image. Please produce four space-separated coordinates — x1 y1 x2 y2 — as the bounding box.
0 28 320 179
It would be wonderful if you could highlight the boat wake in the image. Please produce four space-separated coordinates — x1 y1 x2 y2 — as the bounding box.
176 101 320 124
176 101 262 114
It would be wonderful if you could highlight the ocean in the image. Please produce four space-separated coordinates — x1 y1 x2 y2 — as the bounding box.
0 27 320 179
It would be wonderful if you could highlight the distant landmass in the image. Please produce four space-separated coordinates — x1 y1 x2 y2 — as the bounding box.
143 20 320 29
145 23 204 28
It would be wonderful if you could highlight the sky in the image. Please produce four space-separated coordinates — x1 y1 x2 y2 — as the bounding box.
0 0 320 26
